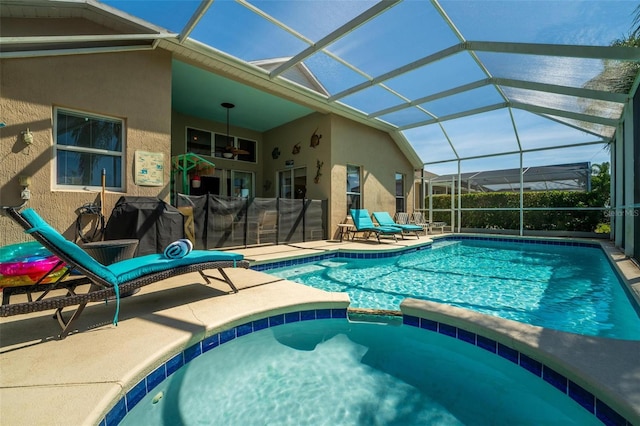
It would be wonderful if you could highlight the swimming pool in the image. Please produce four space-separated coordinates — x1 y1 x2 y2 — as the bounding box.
267 238 640 340
119 317 602 425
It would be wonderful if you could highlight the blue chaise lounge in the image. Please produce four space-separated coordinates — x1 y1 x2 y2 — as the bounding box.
1 207 249 339
350 209 403 243
372 211 423 238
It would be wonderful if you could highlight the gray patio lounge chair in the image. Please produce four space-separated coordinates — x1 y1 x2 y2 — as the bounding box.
411 212 447 234
395 212 411 225
0 207 249 339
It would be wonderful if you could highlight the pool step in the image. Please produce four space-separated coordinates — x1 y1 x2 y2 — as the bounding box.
431 240 461 250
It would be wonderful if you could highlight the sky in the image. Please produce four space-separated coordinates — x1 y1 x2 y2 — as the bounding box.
103 0 636 175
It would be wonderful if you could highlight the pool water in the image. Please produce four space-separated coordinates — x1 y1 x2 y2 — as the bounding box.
269 239 640 340
120 319 600 425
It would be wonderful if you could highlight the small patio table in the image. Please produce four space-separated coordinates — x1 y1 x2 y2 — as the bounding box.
82 239 139 297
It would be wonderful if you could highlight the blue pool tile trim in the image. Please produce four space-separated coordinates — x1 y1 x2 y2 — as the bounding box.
165 353 184 376
301 310 316 321
103 308 349 426
250 235 602 272
570 380 596 414
237 323 253 337
497 343 518 364
448 235 601 248
252 245 430 271
520 354 543 377
597 399 628 426
476 334 497 353
402 314 633 426
544 365 568 393
285 311 300 323
146 364 166 392
438 322 457 338
125 380 146 411
457 328 476 344
201 333 219 352
103 309 633 426
253 317 269 331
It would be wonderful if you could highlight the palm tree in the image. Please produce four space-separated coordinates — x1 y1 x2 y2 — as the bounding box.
590 162 610 206
579 5 639 135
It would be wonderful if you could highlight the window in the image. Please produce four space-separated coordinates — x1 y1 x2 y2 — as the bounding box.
278 167 307 199
213 133 257 163
54 108 124 190
186 127 212 156
185 127 257 163
236 137 256 162
395 172 405 213
214 133 232 158
229 171 254 198
347 164 361 212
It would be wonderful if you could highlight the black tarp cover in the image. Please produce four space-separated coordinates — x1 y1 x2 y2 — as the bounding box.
105 197 184 256
175 194 326 248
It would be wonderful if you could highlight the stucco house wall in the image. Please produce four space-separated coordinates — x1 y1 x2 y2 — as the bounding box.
0 49 172 245
263 112 416 240
330 115 416 237
262 112 331 200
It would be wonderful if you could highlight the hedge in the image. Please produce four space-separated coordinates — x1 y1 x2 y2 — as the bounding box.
428 191 607 232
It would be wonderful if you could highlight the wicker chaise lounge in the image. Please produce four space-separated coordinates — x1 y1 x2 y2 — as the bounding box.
1 207 250 339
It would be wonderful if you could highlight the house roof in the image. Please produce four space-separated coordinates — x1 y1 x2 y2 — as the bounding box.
1 0 638 172
430 162 592 192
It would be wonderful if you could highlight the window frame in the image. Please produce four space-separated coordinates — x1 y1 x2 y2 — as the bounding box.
346 164 362 213
213 132 257 163
229 170 255 198
278 167 307 199
184 127 257 164
53 107 125 191
186 126 213 156
395 172 405 213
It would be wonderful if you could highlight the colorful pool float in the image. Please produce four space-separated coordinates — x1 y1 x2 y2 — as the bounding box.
0 241 67 287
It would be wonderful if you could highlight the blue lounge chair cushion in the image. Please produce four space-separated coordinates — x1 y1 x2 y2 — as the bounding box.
21 208 245 286
108 251 243 285
18 207 247 328
350 209 402 234
22 208 118 285
372 212 423 232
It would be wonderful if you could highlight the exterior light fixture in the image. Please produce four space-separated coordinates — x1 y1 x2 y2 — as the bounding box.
22 128 33 145
19 175 31 200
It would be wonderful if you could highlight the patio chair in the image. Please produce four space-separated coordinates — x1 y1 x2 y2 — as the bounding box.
395 212 411 225
411 212 447 234
372 212 422 238
257 210 278 244
1 207 250 339
349 209 403 243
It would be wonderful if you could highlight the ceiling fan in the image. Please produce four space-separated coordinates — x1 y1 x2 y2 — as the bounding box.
224 146 250 156
221 102 250 158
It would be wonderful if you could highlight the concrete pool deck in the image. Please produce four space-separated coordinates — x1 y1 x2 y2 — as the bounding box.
1 234 639 425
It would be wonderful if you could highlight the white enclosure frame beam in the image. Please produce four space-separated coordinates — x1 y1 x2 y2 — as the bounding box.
623 99 635 256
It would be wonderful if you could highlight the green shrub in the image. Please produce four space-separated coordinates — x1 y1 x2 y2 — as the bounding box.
429 191 608 232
